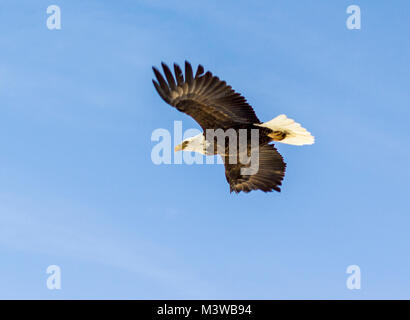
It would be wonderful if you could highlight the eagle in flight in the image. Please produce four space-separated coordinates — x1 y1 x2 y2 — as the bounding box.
152 61 314 193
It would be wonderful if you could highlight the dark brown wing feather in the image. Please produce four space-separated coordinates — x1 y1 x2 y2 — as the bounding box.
223 144 286 193
152 61 261 130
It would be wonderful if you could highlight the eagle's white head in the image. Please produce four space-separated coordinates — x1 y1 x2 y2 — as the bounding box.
174 133 209 155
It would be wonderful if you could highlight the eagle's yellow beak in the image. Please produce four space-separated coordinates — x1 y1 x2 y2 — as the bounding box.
174 144 183 152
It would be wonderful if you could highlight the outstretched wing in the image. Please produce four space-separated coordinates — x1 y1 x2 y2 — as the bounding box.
152 61 261 130
223 144 286 193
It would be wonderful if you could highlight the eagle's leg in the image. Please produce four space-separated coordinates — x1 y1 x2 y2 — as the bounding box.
269 130 288 141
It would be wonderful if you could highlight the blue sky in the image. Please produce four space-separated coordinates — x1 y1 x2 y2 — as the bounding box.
0 0 409 299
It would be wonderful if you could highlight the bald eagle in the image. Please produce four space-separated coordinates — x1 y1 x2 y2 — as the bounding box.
152 61 314 193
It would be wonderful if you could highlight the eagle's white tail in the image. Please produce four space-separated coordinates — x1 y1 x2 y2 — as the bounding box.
257 114 315 146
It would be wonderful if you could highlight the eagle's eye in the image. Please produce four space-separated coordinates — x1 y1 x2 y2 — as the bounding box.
182 141 189 149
